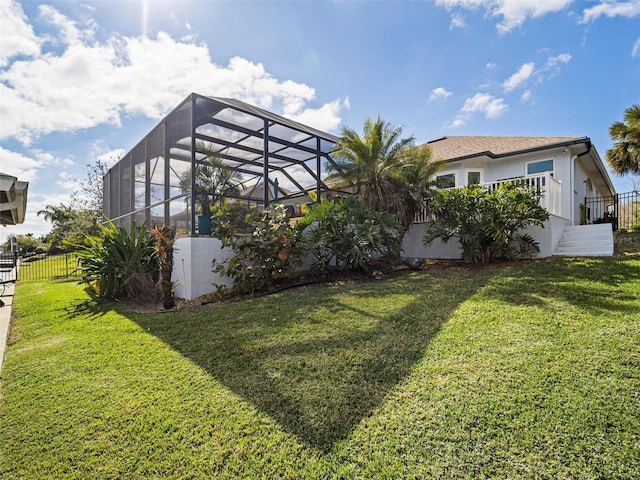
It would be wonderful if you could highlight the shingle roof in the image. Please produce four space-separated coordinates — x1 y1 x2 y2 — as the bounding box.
426 136 588 161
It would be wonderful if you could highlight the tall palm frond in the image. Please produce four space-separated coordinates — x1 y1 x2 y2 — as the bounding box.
606 104 640 175
328 116 443 225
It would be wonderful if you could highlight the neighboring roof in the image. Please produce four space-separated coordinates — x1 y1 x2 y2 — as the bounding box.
239 181 293 202
426 136 589 161
0 173 29 226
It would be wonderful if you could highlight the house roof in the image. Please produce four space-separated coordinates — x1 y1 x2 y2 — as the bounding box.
426 136 589 161
0 173 29 226
425 135 616 196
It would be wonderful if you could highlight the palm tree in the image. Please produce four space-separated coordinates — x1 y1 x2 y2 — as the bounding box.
180 143 244 215
607 104 640 176
151 225 175 309
37 204 73 225
394 146 444 229
328 116 443 228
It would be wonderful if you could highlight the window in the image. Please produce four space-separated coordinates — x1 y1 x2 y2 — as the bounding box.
436 172 456 189
465 168 484 185
526 159 554 176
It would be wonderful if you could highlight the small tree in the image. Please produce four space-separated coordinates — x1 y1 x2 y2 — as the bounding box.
424 183 549 263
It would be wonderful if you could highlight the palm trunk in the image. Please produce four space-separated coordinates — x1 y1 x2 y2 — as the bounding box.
152 226 175 309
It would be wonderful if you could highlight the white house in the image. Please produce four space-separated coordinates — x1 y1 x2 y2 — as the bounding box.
104 94 622 299
403 136 617 259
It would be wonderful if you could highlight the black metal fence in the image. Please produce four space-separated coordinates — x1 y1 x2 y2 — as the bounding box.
15 252 81 282
584 191 640 231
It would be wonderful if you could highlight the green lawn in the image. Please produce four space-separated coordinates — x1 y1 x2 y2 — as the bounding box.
1 256 639 479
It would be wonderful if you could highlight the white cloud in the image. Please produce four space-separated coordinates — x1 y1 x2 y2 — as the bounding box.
435 0 574 33
486 62 497 68
632 37 640 57
0 146 42 181
0 5 345 145
0 0 41 67
501 53 570 94
95 149 125 166
521 89 532 101
430 87 453 100
450 13 467 29
503 62 535 91
580 0 640 23
450 92 509 126
285 97 348 132
545 53 572 67
461 93 509 118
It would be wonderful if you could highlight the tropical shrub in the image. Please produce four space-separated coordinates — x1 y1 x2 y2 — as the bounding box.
424 183 549 263
76 219 157 299
299 197 403 273
211 203 305 295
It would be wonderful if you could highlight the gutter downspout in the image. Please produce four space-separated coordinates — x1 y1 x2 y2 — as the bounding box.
570 140 592 225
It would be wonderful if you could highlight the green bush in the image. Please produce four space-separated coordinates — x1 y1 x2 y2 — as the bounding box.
211 204 305 295
76 219 157 299
299 197 403 273
424 183 549 263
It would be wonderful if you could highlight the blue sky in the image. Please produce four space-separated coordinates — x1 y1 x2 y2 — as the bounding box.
1 0 639 244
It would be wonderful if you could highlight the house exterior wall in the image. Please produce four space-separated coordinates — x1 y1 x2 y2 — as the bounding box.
574 160 590 224
441 147 574 220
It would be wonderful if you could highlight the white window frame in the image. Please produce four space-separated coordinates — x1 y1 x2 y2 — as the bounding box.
435 171 457 189
464 168 484 186
525 159 554 177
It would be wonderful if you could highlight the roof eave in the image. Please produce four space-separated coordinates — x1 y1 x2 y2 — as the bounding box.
440 137 591 164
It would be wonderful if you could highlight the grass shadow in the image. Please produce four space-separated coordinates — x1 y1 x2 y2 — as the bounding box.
477 256 640 315
132 268 496 451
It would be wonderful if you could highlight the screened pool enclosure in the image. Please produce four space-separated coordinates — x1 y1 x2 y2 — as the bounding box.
103 93 343 235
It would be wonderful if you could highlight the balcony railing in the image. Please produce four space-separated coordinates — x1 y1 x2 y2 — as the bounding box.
413 172 562 224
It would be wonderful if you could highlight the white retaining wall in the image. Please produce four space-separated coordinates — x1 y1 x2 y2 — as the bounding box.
172 237 234 300
402 215 569 261
173 216 569 300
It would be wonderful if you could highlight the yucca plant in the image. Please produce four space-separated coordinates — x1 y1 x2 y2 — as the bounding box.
76 219 156 299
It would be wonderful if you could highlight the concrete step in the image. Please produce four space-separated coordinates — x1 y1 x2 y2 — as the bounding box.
562 224 613 233
554 247 613 256
553 224 614 257
558 239 613 248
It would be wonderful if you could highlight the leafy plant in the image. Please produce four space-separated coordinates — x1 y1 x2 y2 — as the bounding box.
299 197 403 273
76 219 157 299
424 183 549 263
211 203 305 295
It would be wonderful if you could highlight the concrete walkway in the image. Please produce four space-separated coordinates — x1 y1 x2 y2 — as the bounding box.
0 280 15 374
